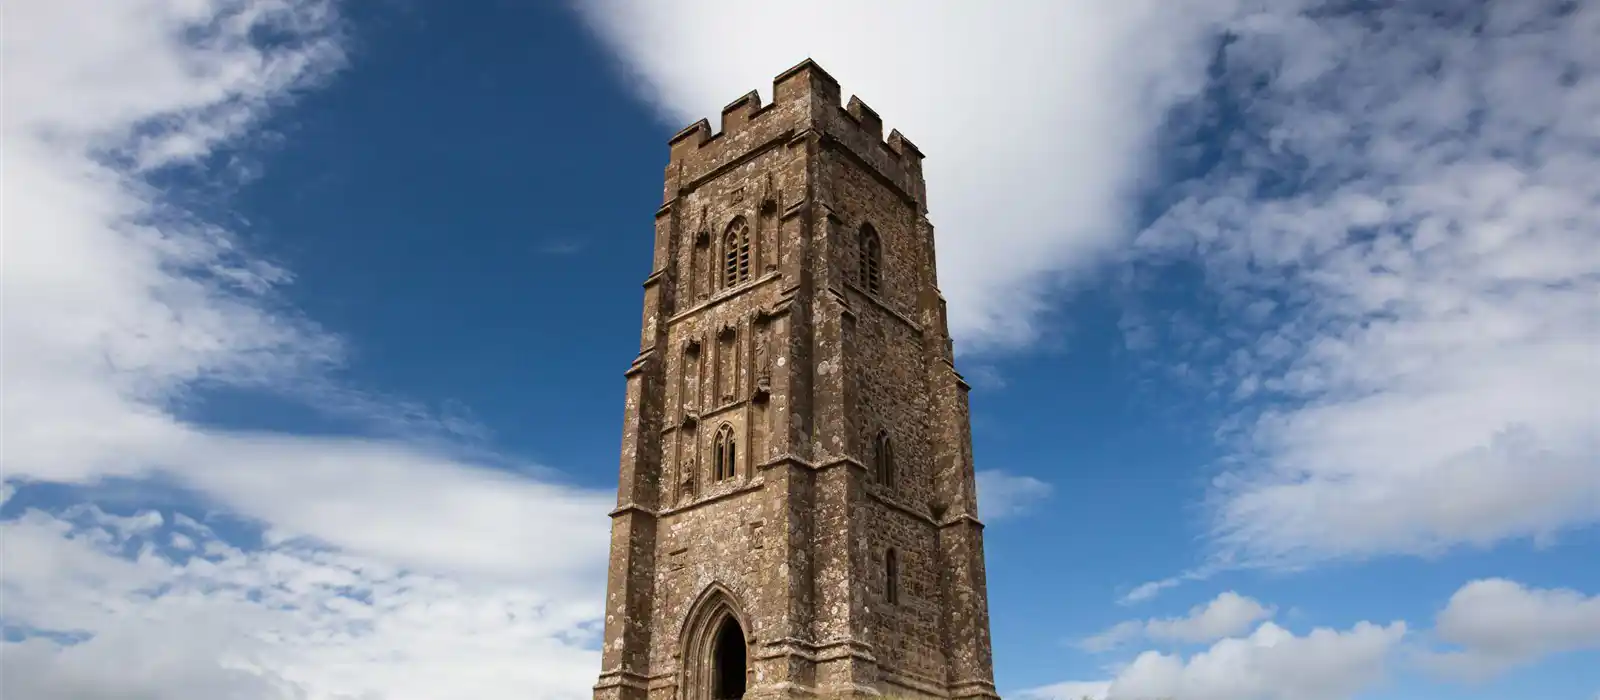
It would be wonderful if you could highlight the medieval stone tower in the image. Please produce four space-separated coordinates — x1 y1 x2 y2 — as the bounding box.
593 60 1000 700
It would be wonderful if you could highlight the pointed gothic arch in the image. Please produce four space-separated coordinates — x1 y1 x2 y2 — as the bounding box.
873 429 895 488
857 223 882 294
722 217 752 289
713 423 737 482
678 582 752 700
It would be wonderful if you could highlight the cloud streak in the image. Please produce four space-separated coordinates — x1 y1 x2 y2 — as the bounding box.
1083 591 1276 651
976 469 1054 520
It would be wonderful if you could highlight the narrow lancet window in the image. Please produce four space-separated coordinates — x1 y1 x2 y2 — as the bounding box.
723 218 752 289
858 223 882 294
874 430 895 488
713 423 737 482
885 548 900 605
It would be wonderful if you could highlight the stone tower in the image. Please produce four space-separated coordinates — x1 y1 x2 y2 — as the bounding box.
593 59 1000 700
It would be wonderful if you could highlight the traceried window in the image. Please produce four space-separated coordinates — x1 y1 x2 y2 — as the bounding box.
873 430 895 488
713 423 737 482
885 548 900 605
722 218 752 289
857 223 882 294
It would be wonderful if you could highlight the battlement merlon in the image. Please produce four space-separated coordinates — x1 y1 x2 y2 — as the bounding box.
663 59 927 208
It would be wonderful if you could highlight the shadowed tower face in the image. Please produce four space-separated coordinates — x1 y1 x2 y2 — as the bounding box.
593 60 1001 700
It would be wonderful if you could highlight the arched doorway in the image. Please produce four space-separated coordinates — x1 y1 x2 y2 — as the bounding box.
710 616 747 699
679 583 752 700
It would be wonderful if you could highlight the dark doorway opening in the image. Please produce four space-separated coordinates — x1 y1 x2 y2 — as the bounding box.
711 616 747 699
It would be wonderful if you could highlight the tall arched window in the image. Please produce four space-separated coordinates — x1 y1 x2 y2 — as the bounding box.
874 430 895 488
885 548 900 605
858 223 882 294
713 423 737 482
723 218 751 289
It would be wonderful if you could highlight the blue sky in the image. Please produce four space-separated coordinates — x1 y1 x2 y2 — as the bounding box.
3 1 1597 699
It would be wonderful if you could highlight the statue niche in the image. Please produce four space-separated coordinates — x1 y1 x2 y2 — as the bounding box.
715 323 738 405
680 337 702 419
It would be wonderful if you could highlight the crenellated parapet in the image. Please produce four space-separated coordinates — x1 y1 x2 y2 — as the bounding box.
664 59 927 211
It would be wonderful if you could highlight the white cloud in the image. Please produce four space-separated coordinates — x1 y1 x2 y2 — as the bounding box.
1108 620 1406 700
190 433 610 588
1 505 601 700
1121 578 1184 606
1080 621 1146 655
2 0 611 696
1423 578 1600 680
1143 592 1273 643
1120 570 1220 606
570 0 1260 351
1084 591 1275 651
1030 620 1406 700
1045 578 1597 699
1126 0 1600 568
976 469 1053 520
1014 680 1110 700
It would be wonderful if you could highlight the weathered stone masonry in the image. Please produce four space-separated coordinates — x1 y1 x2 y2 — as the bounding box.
593 59 1001 700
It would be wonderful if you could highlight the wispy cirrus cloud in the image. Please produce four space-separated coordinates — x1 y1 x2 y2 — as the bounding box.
976 469 1054 520
538 239 585 256
1119 568 1220 606
1126 0 1600 571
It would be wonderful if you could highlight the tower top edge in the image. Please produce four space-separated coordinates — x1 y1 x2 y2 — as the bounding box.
666 58 924 166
